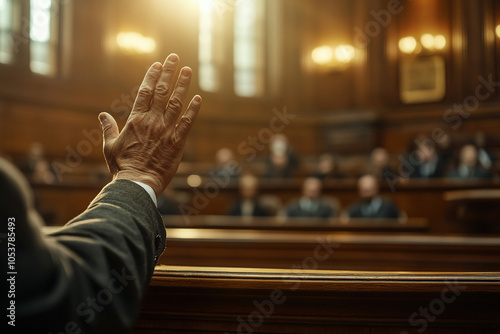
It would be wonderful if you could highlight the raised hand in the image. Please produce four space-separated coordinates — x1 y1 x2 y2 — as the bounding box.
99 54 202 195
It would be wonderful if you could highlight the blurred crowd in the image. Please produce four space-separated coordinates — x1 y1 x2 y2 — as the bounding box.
4 130 498 221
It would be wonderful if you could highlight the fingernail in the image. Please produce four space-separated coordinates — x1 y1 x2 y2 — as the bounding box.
152 62 162 71
167 54 179 64
181 67 192 77
99 114 108 126
193 95 202 104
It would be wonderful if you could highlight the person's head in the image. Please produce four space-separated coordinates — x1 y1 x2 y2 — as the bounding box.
28 142 44 160
302 177 322 199
416 139 436 163
239 174 259 199
318 153 336 174
270 134 289 155
215 148 234 165
370 148 389 169
358 174 379 201
474 131 487 148
459 144 478 167
437 132 451 150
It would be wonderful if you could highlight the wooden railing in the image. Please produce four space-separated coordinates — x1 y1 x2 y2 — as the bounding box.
134 266 500 333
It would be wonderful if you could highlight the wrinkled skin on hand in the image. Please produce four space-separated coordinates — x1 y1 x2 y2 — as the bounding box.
99 54 202 195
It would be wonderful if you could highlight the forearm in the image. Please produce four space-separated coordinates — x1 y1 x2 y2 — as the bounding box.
17 180 165 333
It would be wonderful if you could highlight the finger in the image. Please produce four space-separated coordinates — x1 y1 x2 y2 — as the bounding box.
99 112 119 146
175 95 202 143
150 54 180 113
164 67 192 125
131 62 163 114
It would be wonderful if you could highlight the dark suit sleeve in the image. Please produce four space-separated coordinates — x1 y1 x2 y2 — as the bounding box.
17 179 166 333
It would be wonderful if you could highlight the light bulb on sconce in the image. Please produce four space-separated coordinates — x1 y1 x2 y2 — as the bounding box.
311 44 355 72
420 34 435 49
116 32 156 54
311 46 334 66
335 45 355 63
399 34 446 54
399 36 417 54
496 25 500 38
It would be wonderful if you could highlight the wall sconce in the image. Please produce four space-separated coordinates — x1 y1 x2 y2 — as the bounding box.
399 34 446 55
311 44 355 72
496 25 500 38
116 32 156 54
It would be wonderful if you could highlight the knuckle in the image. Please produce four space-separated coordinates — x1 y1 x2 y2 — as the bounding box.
155 84 170 97
138 86 154 99
168 96 183 111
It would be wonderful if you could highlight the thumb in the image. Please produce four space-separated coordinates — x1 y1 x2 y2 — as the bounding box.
99 112 119 145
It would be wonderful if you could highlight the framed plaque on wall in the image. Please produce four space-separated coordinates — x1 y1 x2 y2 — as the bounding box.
399 55 446 104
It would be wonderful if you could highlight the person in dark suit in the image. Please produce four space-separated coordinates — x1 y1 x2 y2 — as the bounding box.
348 174 400 219
264 134 299 179
447 144 493 179
2 54 202 333
228 174 270 217
409 136 447 179
366 147 396 180
311 153 345 180
285 177 336 218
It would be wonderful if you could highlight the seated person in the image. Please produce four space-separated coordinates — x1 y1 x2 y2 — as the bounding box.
210 147 240 182
408 135 447 178
366 147 396 179
228 174 270 217
5 54 202 333
285 177 336 218
19 142 56 183
474 131 496 171
311 153 344 179
264 134 299 178
348 174 400 219
447 144 493 179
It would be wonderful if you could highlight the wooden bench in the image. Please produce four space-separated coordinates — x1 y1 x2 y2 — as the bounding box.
33 178 499 234
161 229 500 272
134 265 500 333
164 215 430 233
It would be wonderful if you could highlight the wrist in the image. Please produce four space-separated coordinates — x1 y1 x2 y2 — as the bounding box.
114 171 161 196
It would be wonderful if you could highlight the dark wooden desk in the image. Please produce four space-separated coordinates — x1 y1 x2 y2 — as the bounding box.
164 215 429 233
161 229 500 272
134 266 500 333
445 189 500 233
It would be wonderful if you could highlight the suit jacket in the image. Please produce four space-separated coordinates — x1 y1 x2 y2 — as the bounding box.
228 199 271 217
408 155 447 179
447 165 493 179
285 198 335 218
12 179 166 333
348 197 400 219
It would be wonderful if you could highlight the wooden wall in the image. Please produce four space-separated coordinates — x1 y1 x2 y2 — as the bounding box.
1 0 500 165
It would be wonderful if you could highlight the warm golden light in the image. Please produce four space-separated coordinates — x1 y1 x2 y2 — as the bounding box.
399 36 417 54
496 25 500 38
311 46 334 65
187 174 202 187
434 35 446 49
335 45 355 63
116 32 156 54
420 34 435 49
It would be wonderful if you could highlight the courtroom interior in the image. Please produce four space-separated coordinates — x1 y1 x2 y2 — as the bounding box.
1 0 500 333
